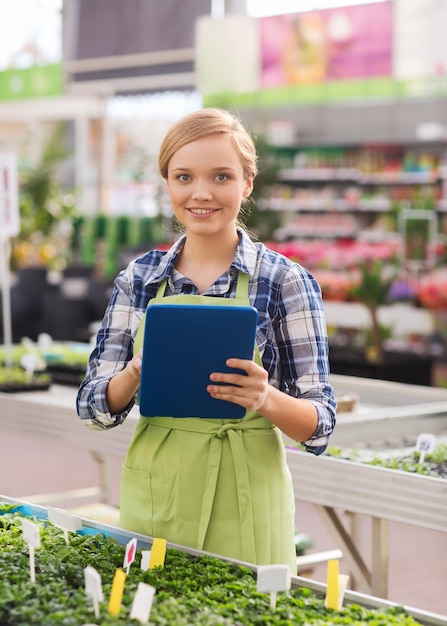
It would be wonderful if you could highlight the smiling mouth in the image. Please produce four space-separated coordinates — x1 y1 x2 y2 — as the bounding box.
188 208 219 215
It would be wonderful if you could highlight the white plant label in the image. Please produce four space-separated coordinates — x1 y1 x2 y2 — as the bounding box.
84 566 103 618
257 564 291 609
130 582 156 624
415 433 436 464
123 537 138 574
22 518 41 549
47 506 83 544
22 518 41 584
141 550 151 571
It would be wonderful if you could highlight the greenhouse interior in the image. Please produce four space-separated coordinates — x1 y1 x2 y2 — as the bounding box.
1 1 447 625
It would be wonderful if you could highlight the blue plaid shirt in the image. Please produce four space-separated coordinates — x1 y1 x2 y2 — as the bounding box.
76 229 336 454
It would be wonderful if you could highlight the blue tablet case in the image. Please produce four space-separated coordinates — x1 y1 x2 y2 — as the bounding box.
139 303 258 419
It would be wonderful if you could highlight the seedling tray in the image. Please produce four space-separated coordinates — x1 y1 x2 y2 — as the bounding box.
1 496 446 626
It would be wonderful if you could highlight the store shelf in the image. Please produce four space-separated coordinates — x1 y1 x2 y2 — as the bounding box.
257 142 446 244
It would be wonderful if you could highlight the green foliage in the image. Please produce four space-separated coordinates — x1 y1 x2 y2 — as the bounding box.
245 133 283 241
11 124 79 270
327 444 447 480
18 124 76 237
349 259 397 310
0 507 424 625
0 366 50 387
348 259 399 362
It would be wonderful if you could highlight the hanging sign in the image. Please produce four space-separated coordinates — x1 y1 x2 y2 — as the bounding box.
0 153 19 239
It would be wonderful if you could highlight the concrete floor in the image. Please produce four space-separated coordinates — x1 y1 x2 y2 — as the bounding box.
1 430 446 618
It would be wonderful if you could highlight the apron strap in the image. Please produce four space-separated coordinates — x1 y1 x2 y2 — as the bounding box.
155 277 169 298
235 270 249 300
154 270 250 301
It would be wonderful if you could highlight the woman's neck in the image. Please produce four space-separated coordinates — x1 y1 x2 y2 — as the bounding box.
176 229 239 293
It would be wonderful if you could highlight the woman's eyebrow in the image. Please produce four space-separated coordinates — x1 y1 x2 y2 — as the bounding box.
171 165 237 173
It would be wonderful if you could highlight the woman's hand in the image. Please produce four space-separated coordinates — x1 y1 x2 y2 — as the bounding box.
207 357 319 443
106 349 143 415
207 358 269 413
126 349 143 382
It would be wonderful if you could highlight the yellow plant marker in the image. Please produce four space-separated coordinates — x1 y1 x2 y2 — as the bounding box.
325 559 339 610
108 568 127 615
149 538 167 569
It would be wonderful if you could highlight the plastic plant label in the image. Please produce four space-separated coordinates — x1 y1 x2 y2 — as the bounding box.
325 559 349 611
123 537 137 574
149 538 167 569
415 433 436 464
108 568 127 616
20 353 39 380
257 564 291 609
22 518 41 549
325 559 339 609
47 506 82 544
22 518 41 584
141 550 151 571
130 582 156 624
84 566 103 619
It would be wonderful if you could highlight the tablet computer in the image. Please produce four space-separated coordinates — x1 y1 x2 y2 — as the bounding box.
139 303 258 419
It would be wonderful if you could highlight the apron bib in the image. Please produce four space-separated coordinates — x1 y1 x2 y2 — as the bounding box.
120 272 296 570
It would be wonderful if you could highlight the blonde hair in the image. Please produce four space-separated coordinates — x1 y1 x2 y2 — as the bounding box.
158 108 258 182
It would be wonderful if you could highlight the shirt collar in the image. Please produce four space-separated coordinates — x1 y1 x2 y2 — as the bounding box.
146 228 259 284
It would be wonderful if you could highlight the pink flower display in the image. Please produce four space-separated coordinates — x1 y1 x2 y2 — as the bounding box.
417 269 447 310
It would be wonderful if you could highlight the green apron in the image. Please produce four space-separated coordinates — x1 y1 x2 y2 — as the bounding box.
120 272 297 571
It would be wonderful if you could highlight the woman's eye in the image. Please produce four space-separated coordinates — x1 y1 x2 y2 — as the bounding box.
216 173 228 181
178 174 190 182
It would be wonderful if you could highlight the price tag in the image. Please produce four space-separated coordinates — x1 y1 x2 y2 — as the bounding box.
257 564 291 609
130 582 156 624
415 433 436 464
149 538 167 569
84 566 103 619
123 537 137 574
22 518 41 584
108 568 127 616
47 506 82 544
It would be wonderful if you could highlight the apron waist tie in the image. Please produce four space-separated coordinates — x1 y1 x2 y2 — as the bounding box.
198 423 256 562
141 416 274 563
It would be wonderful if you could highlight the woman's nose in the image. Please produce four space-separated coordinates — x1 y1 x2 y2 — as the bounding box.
191 182 212 201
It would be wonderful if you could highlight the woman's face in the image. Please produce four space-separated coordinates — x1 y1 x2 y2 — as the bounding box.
166 134 253 238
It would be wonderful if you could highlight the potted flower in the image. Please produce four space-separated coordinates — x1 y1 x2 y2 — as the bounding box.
348 258 397 364
328 258 433 385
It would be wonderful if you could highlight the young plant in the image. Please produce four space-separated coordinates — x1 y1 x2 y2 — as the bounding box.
349 259 397 363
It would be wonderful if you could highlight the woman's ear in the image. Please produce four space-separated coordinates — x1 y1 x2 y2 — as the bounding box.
243 178 254 198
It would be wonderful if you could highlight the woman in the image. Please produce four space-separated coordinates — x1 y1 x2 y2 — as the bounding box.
77 108 336 572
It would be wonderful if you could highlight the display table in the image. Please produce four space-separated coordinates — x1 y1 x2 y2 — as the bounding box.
1 375 447 602
2 495 446 626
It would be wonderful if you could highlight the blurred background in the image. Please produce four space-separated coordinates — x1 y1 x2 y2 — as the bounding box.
0 0 446 388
